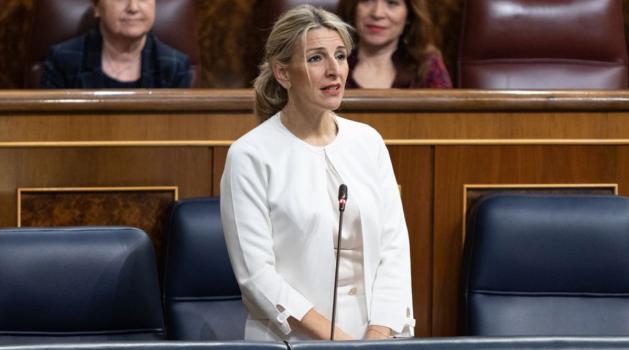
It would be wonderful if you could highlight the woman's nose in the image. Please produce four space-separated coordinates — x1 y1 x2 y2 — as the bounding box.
370 0 385 18
327 59 340 77
126 0 140 12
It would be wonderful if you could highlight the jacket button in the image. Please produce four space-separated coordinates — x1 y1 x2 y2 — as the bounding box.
348 287 357 295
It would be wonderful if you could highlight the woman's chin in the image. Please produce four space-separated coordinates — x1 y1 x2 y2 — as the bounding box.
113 28 149 42
358 35 398 50
325 100 343 112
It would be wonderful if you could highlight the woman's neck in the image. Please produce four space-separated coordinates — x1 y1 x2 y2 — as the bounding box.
357 38 399 65
280 102 337 147
101 33 146 60
100 28 146 82
353 39 399 88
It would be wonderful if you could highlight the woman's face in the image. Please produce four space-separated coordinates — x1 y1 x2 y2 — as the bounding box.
95 0 156 41
280 28 349 114
355 0 408 50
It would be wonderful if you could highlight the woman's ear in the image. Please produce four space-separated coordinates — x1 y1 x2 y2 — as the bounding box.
272 62 291 90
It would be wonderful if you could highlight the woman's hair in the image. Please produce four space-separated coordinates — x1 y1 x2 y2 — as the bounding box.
253 5 353 121
336 0 438 83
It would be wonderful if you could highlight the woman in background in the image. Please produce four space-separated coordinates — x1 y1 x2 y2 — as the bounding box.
40 0 191 88
221 4 414 342
337 0 451 88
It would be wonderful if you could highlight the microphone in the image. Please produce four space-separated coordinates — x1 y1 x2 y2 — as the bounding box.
331 184 347 340
338 184 347 212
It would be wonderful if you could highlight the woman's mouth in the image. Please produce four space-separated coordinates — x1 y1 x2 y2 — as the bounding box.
321 84 342 96
365 24 386 33
121 18 145 24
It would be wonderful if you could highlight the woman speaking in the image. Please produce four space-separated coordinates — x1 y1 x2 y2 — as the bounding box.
220 5 414 341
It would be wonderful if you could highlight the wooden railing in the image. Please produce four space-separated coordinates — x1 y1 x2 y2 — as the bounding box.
4 89 629 336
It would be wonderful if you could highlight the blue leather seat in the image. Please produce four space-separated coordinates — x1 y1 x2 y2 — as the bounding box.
163 197 246 340
462 195 629 335
0 227 164 344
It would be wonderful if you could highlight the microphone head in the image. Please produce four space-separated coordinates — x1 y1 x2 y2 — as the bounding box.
338 184 348 201
338 184 348 211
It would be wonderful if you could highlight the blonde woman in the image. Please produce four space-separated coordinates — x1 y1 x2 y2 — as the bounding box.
40 0 190 88
220 5 414 341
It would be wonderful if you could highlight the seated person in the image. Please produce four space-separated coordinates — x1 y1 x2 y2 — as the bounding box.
337 0 451 88
40 0 191 88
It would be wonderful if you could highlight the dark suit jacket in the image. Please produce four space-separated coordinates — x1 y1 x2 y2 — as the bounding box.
40 29 192 88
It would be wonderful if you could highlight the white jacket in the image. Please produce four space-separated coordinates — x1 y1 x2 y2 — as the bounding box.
220 114 414 340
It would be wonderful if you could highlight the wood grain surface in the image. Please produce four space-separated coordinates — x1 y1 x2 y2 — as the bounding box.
1 89 629 336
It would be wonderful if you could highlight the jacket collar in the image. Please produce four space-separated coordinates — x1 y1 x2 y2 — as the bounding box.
82 28 158 88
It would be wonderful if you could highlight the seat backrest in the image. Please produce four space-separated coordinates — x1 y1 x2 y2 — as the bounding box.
458 0 628 89
26 0 94 89
26 0 200 88
163 197 246 340
0 226 164 344
462 195 629 336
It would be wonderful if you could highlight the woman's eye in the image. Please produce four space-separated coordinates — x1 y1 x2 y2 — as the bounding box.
307 55 322 63
387 0 400 6
335 52 347 61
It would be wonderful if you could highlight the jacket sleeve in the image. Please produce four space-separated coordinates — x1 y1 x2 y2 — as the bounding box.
172 54 192 88
220 142 313 335
421 52 453 88
39 47 67 89
368 136 415 336
152 35 192 88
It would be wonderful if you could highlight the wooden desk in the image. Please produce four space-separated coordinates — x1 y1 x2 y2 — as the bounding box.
3 89 629 336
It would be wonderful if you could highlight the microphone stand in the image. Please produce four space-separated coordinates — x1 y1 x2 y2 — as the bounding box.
331 184 347 340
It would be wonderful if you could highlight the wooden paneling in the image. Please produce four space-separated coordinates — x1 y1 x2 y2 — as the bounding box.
0 147 213 228
18 186 177 227
18 186 177 268
4 90 629 145
389 146 433 336
432 145 624 335
212 146 229 196
1 89 629 336
0 0 31 88
0 146 213 279
4 89 629 112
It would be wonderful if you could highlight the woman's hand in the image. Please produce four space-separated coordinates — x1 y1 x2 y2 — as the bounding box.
364 325 391 340
331 327 354 341
288 308 354 341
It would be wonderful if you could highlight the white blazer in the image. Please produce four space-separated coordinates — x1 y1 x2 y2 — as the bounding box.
220 114 414 340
